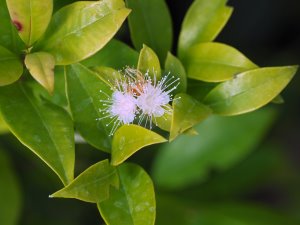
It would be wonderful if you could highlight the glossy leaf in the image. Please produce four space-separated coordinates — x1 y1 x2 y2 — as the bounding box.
204 66 298 115
178 0 233 58
125 0 172 62
37 0 130 65
0 113 9 134
82 39 139 69
0 149 22 225
51 160 119 203
98 163 156 225
91 66 122 88
155 111 172 132
0 0 24 52
183 42 258 82
0 45 23 86
152 108 276 189
111 124 167 166
25 52 55 93
6 0 53 46
164 52 187 94
0 83 75 185
170 93 211 141
65 63 112 152
137 45 161 80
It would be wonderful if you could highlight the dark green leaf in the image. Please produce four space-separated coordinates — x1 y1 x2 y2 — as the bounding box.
164 52 187 94
65 63 112 152
6 0 53 46
125 0 172 62
36 0 130 65
111 124 167 166
82 39 139 69
51 160 119 203
0 148 22 225
0 45 23 86
183 42 258 82
25 52 55 93
204 66 298 115
178 0 233 58
0 83 75 185
152 108 276 189
170 93 211 141
98 163 156 225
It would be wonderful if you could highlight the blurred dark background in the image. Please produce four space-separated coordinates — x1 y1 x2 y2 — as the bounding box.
1 0 300 224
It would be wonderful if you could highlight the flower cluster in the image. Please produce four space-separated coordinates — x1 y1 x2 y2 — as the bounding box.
98 67 179 135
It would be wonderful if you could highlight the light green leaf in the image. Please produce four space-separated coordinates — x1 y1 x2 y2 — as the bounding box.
164 52 187 94
0 0 24 52
178 0 233 58
6 0 53 46
125 0 172 62
98 163 156 225
82 39 139 69
0 112 9 134
65 63 112 152
111 124 167 166
0 149 22 225
137 45 161 80
183 42 258 82
155 111 172 132
36 0 130 65
0 83 75 185
170 93 211 141
91 66 122 88
152 108 276 190
51 160 119 203
25 52 55 94
204 66 298 115
0 45 23 86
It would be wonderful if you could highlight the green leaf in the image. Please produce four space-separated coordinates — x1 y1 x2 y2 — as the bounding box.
51 160 119 203
0 0 24 52
98 163 156 225
0 148 22 225
82 39 139 69
183 42 258 82
36 0 130 65
204 66 298 115
0 45 23 86
6 0 53 46
155 111 172 132
0 112 9 134
111 124 167 166
91 66 122 88
65 63 112 152
178 0 233 58
272 95 284 104
0 83 75 185
137 45 161 80
125 0 172 62
170 93 211 141
25 52 55 94
164 52 187 94
152 108 276 190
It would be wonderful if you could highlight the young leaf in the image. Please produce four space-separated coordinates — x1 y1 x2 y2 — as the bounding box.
25 52 55 94
178 0 233 58
0 83 75 185
164 52 187 94
36 0 130 65
183 42 258 82
0 45 23 86
0 149 22 225
65 63 112 152
170 93 211 141
82 39 139 69
6 0 53 46
137 45 161 80
111 124 167 166
125 0 172 62
0 0 24 52
51 160 119 203
204 66 298 115
152 108 277 190
98 163 156 225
